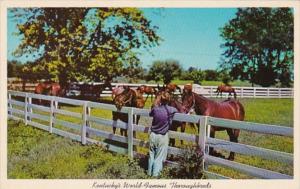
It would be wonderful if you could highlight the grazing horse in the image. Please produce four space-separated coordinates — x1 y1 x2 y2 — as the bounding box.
34 82 67 105
181 88 245 161
216 84 237 99
136 85 157 102
112 87 145 136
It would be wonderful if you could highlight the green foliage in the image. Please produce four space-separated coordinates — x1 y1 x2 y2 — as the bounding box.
204 70 219 81
161 145 204 179
147 59 182 84
7 60 23 78
220 8 294 87
10 8 160 84
189 70 205 84
218 71 232 85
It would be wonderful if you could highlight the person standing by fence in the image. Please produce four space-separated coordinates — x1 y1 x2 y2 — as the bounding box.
148 91 178 177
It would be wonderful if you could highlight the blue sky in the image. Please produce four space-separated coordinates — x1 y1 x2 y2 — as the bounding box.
7 8 237 70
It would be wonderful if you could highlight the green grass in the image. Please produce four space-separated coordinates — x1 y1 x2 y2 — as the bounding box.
8 120 149 179
8 97 294 179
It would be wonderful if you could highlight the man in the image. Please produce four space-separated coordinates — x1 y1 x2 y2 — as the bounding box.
148 91 178 177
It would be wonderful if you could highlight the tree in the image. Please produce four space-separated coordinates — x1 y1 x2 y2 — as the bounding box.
218 70 232 85
11 8 160 86
147 60 182 84
220 8 293 87
189 69 205 84
204 70 218 81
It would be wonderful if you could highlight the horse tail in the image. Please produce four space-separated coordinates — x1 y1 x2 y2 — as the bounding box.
237 101 245 121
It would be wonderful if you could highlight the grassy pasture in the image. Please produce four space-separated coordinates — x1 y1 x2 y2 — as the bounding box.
8 96 294 179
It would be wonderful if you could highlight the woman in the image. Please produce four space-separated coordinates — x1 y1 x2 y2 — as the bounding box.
148 91 178 177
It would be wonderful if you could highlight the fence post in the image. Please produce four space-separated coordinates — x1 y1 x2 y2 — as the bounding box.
28 96 32 122
82 101 88 145
127 108 134 158
210 87 213 98
8 93 12 116
49 97 54 133
279 88 281 98
253 87 256 98
241 87 244 98
267 88 270 97
25 93 28 125
86 105 91 138
199 116 208 171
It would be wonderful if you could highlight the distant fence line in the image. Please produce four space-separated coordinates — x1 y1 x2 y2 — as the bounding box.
7 90 293 179
7 80 294 98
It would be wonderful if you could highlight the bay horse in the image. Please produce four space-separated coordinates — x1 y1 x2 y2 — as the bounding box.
153 90 187 147
181 87 245 160
79 82 112 99
112 87 145 136
111 85 129 100
166 83 182 94
136 85 157 102
34 82 67 105
216 84 237 99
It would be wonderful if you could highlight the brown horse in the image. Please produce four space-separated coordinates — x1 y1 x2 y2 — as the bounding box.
154 89 188 147
216 84 237 99
111 85 128 100
112 87 145 136
168 97 187 147
181 89 245 160
157 83 182 94
79 82 112 99
136 85 157 102
34 82 67 105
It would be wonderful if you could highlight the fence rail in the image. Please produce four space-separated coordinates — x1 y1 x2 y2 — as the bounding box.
7 90 293 179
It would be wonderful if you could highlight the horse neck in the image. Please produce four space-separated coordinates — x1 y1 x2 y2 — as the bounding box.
193 93 213 114
171 99 184 113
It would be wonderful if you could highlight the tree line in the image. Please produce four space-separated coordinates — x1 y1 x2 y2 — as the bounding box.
7 59 232 85
8 8 294 87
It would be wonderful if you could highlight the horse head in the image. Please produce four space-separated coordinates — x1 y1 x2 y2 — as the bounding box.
113 87 133 110
136 85 146 94
181 88 195 114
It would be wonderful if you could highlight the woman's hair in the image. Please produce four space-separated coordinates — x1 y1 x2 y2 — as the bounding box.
160 91 171 105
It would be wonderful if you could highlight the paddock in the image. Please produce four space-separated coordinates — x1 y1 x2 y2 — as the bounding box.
7 90 293 179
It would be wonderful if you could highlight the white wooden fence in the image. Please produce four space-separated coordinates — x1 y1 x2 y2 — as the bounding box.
7 90 293 179
79 83 294 98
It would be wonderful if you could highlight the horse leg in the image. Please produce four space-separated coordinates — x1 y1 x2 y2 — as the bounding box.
112 112 117 134
227 129 240 161
145 95 149 102
180 123 185 145
208 128 216 156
